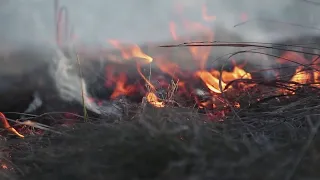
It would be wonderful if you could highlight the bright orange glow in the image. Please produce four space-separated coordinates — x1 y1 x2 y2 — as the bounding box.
0 112 24 138
108 40 153 64
146 92 165 108
196 71 227 93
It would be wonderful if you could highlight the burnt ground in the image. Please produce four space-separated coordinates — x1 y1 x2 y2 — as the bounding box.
0 87 320 180
1 38 320 180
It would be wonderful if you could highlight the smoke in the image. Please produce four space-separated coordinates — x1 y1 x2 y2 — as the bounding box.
1 0 320 114
1 0 320 45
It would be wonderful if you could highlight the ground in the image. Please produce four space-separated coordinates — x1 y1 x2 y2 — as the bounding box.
0 89 320 180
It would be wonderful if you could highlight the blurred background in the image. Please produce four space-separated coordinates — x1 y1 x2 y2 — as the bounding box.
0 0 320 46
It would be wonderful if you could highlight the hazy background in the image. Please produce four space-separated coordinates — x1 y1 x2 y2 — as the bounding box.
0 0 320 46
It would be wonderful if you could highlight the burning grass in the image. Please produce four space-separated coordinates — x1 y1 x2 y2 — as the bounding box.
1 0 320 179
1 40 320 180
0 85 319 180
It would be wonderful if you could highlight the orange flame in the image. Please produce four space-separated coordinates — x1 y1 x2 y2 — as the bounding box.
196 65 252 93
196 71 227 93
108 40 153 64
146 92 165 108
110 73 136 99
0 112 24 138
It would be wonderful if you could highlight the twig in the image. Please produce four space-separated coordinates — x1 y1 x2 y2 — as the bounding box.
284 115 320 180
234 18 320 31
75 53 89 121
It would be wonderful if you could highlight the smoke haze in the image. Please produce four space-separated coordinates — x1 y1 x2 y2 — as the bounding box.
1 0 320 45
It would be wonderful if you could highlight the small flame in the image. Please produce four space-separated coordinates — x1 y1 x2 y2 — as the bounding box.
108 40 153 63
110 73 136 99
196 65 252 94
0 112 24 138
211 66 252 82
196 71 227 93
146 92 165 108
1 164 8 169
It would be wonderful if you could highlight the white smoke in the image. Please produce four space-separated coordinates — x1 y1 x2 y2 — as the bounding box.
51 47 102 114
2 0 320 115
2 0 320 44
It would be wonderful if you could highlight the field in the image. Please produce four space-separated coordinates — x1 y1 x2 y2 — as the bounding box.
0 84 319 180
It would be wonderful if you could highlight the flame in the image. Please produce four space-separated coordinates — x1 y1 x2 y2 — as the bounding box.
169 4 215 70
291 67 312 84
146 92 165 108
99 3 255 110
0 112 24 138
196 65 252 94
94 3 320 111
211 65 252 82
154 57 182 79
1 164 7 169
290 66 320 87
196 71 227 93
169 20 214 69
277 52 320 87
108 40 153 64
110 73 136 99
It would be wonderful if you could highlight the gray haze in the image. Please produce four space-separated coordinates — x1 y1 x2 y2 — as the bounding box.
1 0 320 46
1 0 320 114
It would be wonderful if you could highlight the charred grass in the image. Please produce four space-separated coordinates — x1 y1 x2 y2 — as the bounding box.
0 87 319 180
2 41 320 180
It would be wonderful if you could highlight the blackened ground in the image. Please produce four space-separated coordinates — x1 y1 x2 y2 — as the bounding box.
3 89 320 180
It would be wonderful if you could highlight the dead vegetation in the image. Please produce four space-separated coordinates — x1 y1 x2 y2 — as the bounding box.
0 84 317 180
1 38 320 180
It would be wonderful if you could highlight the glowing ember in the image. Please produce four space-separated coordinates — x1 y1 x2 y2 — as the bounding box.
1 164 8 169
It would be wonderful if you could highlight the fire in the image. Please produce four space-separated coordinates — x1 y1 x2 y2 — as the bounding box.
1 164 7 169
62 2 320 113
109 73 136 99
277 52 320 87
104 3 254 108
146 92 165 108
195 65 252 94
291 67 313 84
211 65 252 83
0 112 24 138
108 40 153 64
169 20 214 69
196 71 227 93
2 0 320 143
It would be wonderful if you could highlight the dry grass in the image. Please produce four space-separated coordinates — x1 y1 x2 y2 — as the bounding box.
2 37 320 180
0 86 318 180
